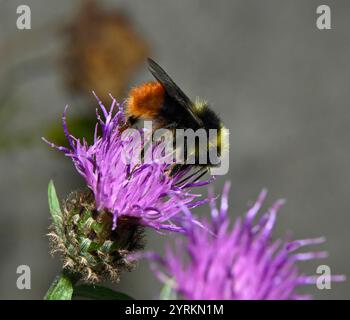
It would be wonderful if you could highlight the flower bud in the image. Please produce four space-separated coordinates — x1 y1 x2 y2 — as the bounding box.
48 188 145 283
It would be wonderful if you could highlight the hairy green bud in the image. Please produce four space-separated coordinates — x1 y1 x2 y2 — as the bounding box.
48 189 145 283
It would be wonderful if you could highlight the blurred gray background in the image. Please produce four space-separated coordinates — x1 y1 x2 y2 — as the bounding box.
0 0 349 299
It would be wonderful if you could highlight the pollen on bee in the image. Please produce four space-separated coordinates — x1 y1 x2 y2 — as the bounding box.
218 125 229 154
194 97 207 111
126 81 164 118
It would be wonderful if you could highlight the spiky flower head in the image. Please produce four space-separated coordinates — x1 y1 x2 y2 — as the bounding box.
44 94 209 282
147 183 345 299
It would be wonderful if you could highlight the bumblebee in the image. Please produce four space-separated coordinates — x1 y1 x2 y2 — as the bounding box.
125 58 228 176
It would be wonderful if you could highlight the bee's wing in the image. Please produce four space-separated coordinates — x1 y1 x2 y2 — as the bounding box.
147 58 203 126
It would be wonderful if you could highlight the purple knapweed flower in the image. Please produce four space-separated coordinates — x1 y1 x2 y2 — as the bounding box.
147 183 345 299
43 93 210 232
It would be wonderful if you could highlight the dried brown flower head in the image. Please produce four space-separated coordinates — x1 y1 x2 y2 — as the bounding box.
63 0 149 102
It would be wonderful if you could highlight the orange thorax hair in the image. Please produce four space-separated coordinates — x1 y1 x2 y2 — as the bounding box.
126 81 164 119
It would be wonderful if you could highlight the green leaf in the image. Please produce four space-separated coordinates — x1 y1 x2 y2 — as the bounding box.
73 284 134 300
48 180 63 234
44 271 74 300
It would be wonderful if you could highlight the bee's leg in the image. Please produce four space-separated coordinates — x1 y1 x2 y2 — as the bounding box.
163 122 178 130
190 166 209 184
174 166 208 186
119 115 139 133
169 163 187 177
